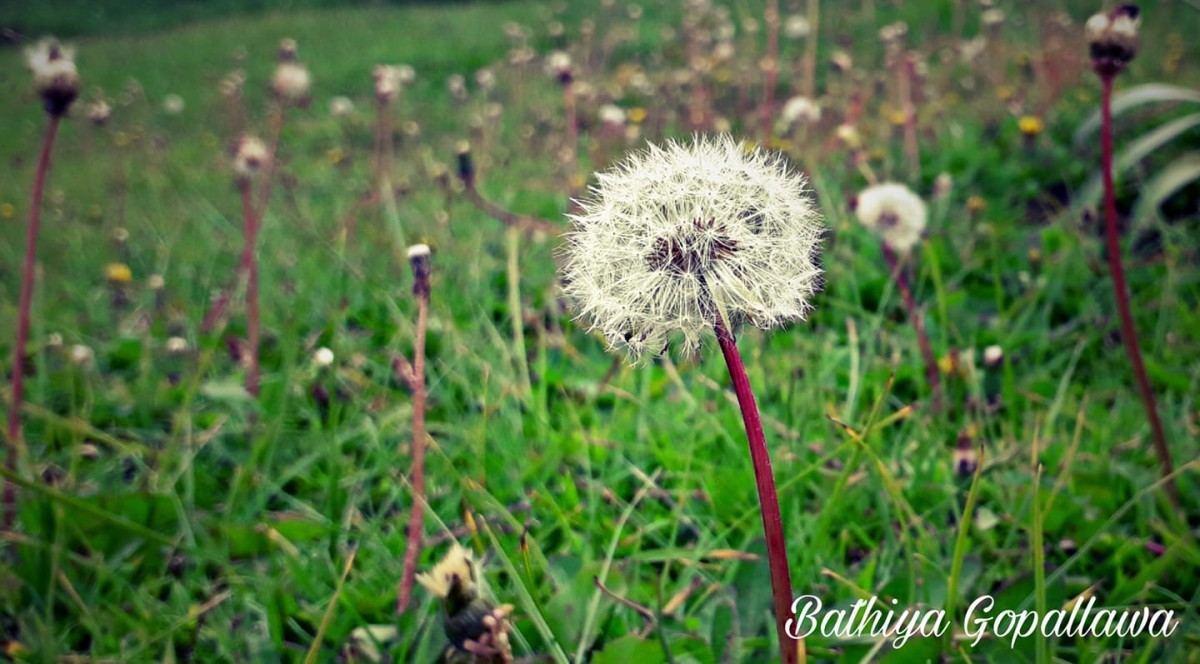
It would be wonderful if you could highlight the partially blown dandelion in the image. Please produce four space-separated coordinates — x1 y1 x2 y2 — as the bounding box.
563 135 824 360
417 544 514 663
562 134 823 663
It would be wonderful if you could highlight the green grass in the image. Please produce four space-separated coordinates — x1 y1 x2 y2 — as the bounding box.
1 0 1199 661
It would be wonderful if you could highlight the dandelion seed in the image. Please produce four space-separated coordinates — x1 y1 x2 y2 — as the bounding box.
561 134 824 360
25 38 80 117
854 183 927 255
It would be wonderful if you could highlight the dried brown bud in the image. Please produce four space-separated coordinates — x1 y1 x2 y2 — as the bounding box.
407 244 432 299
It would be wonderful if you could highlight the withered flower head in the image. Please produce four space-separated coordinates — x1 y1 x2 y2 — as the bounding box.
1086 4 1140 75
26 37 80 117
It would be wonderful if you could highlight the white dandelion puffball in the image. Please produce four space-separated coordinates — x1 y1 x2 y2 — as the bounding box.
561 134 825 360
233 135 269 178
272 61 311 103
854 183 927 255
25 37 80 115
162 93 185 114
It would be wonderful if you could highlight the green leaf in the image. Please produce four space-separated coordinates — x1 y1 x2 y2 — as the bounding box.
1075 84 1200 144
1132 152 1200 226
1077 113 1200 209
591 635 668 664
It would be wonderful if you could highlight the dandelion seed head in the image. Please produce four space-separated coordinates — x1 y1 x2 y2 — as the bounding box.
162 93 185 115
86 99 111 126
232 135 269 179
561 134 825 361
25 37 80 116
416 544 476 600
329 96 355 117
598 103 626 126
783 15 810 39
272 61 311 103
854 183 927 255
70 344 94 368
166 337 189 354
1086 5 1140 71
313 347 334 367
778 96 821 128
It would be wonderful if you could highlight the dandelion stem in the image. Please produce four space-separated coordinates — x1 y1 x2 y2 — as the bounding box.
397 256 431 613
883 245 941 409
5 115 60 529
1099 74 1178 506
761 0 780 145
713 319 799 664
240 179 260 398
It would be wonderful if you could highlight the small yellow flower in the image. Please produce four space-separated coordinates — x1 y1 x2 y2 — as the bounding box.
570 173 586 190
1028 247 1042 262
325 147 345 166
967 196 987 213
996 86 1014 101
628 107 647 124
938 354 956 376
1018 116 1044 136
889 109 908 126
0 203 14 219
105 262 133 284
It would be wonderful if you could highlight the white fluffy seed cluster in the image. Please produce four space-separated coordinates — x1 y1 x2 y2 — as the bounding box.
25 38 80 116
561 134 825 360
854 183 927 255
233 135 269 178
271 40 311 103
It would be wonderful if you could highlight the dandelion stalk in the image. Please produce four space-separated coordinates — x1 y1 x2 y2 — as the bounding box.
6 38 78 529
714 320 799 664
5 115 61 528
883 245 941 407
762 0 780 144
239 177 261 397
397 245 432 613
1087 4 1177 506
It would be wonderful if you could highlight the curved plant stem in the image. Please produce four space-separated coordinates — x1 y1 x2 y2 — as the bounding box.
713 320 799 664
397 269 430 613
883 245 942 410
5 115 60 529
1099 75 1178 507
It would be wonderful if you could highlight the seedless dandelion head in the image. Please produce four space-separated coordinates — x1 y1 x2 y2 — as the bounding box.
25 37 80 117
854 183 927 255
561 134 825 360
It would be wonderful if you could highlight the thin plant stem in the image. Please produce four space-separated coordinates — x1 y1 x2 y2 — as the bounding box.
397 264 430 613
883 245 942 409
4 115 61 529
761 0 780 145
803 0 819 99
507 227 532 399
564 80 580 206
1099 75 1178 506
713 319 799 664
240 179 260 398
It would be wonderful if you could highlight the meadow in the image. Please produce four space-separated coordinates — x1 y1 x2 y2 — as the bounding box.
1 0 1198 661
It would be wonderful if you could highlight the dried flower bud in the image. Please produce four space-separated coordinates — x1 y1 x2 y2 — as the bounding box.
407 244 432 299
1086 5 1140 75
26 38 80 117
455 141 475 185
